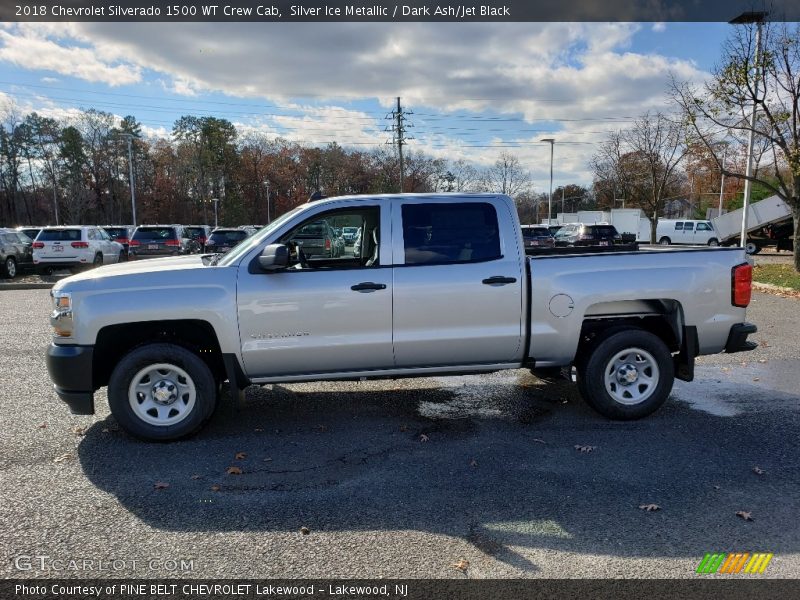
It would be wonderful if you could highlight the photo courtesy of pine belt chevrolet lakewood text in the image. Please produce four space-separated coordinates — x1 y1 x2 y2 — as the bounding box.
45 194 757 441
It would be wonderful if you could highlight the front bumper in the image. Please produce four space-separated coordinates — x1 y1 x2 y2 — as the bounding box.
725 322 758 353
46 343 95 415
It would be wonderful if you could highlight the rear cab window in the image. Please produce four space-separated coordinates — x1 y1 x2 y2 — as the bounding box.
134 227 178 240
402 202 501 265
210 230 248 243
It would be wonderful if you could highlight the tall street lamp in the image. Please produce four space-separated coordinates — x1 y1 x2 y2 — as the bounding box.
541 138 555 223
115 133 137 226
211 198 220 228
729 10 767 247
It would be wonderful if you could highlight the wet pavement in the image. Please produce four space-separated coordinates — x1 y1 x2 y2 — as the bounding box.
0 289 798 579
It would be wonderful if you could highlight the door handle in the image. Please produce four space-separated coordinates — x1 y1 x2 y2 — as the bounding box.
351 282 387 292
482 276 517 285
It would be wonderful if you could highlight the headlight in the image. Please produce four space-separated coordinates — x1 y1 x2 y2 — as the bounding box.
50 290 73 337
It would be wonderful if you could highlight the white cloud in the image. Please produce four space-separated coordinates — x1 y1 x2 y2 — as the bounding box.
652 22 667 33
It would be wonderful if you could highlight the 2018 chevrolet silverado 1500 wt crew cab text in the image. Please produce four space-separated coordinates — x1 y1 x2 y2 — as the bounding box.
45 194 757 441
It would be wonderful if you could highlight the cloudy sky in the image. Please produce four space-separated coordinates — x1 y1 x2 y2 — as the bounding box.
0 21 733 188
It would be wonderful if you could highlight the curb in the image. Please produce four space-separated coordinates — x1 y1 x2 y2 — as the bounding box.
0 282 56 290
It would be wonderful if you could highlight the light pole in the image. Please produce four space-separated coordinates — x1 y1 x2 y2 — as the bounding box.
541 138 554 223
211 198 220 228
718 147 728 218
264 179 271 224
115 133 137 226
729 11 767 247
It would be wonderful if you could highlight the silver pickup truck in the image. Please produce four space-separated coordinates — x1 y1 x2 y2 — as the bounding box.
46 193 757 441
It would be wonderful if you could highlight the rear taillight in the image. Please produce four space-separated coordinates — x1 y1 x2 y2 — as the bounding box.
325 238 331 250
732 263 753 307
198 236 207 244
129 240 140 247
117 237 129 244
71 241 89 248
32 241 44 248
165 239 181 247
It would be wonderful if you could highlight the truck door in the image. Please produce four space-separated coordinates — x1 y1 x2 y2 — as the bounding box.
391 198 524 367
237 202 394 378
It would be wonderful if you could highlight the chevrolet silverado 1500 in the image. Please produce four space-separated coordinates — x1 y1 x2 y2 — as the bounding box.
46 194 757 441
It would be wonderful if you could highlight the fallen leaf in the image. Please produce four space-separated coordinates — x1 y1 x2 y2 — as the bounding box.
254 427 264 432
190 474 201 480
758 359 767 364
714 485 721 490
315 424 328 433
469 459 478 468
453 559 470 572
210 485 221 492
753 377 760 382
235 452 247 460
153 481 170 490
300 526 310 535
639 503 661 512
753 466 765 476
740 362 748 367
420 434 429 442
263 457 273 462
532 438 547 444
37 423 47 429
226 466 243 475
53 452 72 463
721 367 731 372
399 424 408 432
759 340 769 347
574 445 596 453
736 510 754 522
71 426 86 436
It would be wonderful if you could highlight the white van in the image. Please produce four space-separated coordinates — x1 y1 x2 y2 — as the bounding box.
656 219 719 246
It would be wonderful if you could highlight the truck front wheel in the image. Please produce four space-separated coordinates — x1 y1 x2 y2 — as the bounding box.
577 329 674 420
108 343 217 441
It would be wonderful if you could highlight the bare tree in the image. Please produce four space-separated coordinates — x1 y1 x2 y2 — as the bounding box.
592 113 688 242
482 151 532 197
673 22 800 271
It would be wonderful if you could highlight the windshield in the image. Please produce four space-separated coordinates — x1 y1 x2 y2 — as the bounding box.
104 228 128 238
523 227 550 237
133 227 177 240
210 230 248 243
217 205 307 266
185 227 207 239
39 229 82 241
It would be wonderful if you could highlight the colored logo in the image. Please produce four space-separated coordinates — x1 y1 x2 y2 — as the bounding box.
696 553 773 574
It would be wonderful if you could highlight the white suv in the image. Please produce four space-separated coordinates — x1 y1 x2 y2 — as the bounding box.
33 226 125 274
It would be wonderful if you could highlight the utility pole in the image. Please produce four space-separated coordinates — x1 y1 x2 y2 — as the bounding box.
211 198 220 228
264 179 271 223
718 147 727 218
387 97 412 193
729 11 767 247
115 133 137 226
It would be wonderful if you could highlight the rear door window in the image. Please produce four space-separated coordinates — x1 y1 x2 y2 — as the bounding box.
134 227 177 240
402 202 501 265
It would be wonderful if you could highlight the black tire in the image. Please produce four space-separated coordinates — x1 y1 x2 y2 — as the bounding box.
3 256 16 279
576 329 674 420
119 250 126 263
93 253 103 267
745 241 761 255
707 238 719 247
658 237 671 246
107 343 217 441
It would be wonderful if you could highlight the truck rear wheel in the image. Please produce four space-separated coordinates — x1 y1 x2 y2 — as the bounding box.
577 329 674 420
108 343 217 441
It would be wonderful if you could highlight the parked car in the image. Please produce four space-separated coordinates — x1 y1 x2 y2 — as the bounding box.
287 219 344 257
17 226 42 241
102 226 134 256
44 193 757 441
352 227 363 258
547 225 563 237
521 225 555 249
342 226 360 245
554 223 621 247
128 225 199 259
184 225 212 251
0 228 34 278
33 226 124 273
656 219 719 246
205 227 256 254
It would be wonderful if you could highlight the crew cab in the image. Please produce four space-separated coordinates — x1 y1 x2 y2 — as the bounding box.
45 194 757 441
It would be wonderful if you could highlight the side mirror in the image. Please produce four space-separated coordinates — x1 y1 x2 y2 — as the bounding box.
258 244 289 271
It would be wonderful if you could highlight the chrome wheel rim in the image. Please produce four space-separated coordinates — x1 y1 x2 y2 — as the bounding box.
128 363 196 426
745 242 757 254
6 258 15 277
603 347 659 405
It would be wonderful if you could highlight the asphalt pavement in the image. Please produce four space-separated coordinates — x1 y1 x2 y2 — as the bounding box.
0 289 798 579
